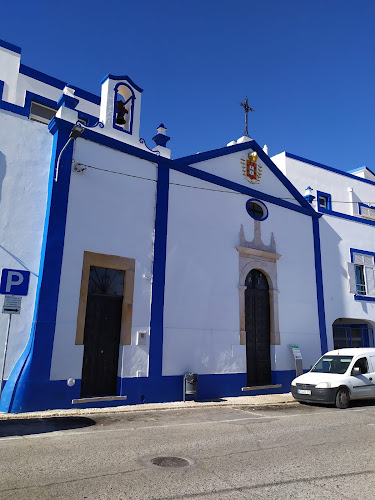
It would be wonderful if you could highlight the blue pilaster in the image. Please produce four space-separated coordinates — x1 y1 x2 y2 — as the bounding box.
148 163 170 380
0 118 76 412
312 217 328 354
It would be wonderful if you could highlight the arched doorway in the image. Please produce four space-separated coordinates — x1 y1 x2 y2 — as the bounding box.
245 269 271 386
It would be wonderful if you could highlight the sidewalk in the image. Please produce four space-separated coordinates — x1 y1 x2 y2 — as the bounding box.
0 393 297 420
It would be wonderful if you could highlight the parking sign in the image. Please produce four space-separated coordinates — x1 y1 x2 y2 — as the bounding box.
0 269 30 296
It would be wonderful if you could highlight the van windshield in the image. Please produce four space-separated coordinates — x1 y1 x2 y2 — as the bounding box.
311 356 353 374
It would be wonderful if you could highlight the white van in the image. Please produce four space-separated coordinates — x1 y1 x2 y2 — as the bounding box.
291 348 375 409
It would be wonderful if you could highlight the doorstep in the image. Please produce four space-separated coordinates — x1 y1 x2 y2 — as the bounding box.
72 396 127 404
242 384 282 391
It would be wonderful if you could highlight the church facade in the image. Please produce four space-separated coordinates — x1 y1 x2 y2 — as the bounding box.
0 39 374 412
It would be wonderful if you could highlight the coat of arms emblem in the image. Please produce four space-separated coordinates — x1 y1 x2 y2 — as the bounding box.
241 151 262 184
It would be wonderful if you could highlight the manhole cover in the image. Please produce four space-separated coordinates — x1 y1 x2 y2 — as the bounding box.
151 456 190 468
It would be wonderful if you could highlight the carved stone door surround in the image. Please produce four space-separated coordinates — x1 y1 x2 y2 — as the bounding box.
237 221 281 346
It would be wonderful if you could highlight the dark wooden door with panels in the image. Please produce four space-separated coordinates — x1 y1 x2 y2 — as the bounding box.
80 266 124 397
245 269 272 387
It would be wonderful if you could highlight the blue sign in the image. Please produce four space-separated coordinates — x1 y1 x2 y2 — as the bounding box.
0 269 30 296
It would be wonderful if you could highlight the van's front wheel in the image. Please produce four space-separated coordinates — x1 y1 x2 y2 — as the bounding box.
335 387 350 409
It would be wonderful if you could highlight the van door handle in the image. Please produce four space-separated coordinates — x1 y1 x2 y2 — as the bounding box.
369 377 373 381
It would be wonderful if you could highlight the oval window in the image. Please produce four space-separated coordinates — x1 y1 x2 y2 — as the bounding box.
246 199 268 221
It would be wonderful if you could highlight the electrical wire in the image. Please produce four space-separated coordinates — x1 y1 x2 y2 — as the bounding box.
73 162 375 205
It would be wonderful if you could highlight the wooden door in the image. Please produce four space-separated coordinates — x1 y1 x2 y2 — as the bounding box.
245 269 271 386
80 266 124 397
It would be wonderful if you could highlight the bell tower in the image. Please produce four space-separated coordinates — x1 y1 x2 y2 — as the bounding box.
99 74 143 146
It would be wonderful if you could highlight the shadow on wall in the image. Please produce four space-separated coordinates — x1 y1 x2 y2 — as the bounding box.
0 245 38 277
0 152 38 276
0 151 5 203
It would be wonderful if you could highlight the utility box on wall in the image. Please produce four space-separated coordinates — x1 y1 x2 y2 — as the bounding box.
136 331 147 346
291 345 303 377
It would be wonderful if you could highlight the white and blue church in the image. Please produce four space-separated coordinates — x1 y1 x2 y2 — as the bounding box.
0 39 374 412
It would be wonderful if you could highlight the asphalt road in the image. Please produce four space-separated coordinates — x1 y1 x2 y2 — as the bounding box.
1 402 375 499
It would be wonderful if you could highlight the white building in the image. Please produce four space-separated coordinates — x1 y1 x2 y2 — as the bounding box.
0 39 374 412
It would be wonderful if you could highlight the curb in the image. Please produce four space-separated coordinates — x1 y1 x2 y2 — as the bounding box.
0 394 298 420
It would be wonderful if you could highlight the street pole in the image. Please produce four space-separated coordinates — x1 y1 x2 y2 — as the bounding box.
0 314 11 401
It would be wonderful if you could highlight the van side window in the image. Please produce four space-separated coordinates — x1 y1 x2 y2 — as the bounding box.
353 357 369 374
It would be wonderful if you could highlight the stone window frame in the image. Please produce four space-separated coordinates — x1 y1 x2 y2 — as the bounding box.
237 246 281 346
75 251 135 346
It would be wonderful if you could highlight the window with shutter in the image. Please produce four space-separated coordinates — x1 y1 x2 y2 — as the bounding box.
347 262 357 294
365 266 375 296
317 191 332 211
348 250 375 298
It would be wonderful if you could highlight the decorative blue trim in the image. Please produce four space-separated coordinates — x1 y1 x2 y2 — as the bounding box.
76 119 104 130
0 94 322 221
350 248 375 261
358 202 370 210
350 248 375 303
152 132 170 148
178 142 314 212
50 125 320 219
68 86 100 105
19 65 100 105
2 370 295 413
304 194 315 204
319 207 375 226
139 138 160 155
73 124 172 165
0 39 21 54
57 94 79 110
172 159 320 218
286 152 375 187
354 295 375 302
0 82 99 128
1 118 75 413
20 64 66 90
312 218 328 354
148 164 169 378
246 198 268 221
0 131 60 413
348 166 375 177
0 84 58 117
316 190 332 211
113 82 135 135
358 202 375 218
100 74 143 93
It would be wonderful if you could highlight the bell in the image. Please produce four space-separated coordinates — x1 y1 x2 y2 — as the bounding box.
116 114 126 125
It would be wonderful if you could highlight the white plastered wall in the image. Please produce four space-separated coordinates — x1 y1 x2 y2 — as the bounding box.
163 165 321 376
0 110 52 377
0 45 99 118
272 152 374 217
16 74 99 117
319 215 375 351
0 46 20 102
50 138 158 381
190 150 300 205
273 152 375 352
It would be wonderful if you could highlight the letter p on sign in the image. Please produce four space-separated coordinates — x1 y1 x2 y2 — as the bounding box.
0 269 30 296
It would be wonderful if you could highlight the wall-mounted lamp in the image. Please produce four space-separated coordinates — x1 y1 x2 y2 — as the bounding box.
54 124 85 182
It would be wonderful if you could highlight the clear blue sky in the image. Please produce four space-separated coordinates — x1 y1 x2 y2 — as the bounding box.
1 1 375 171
